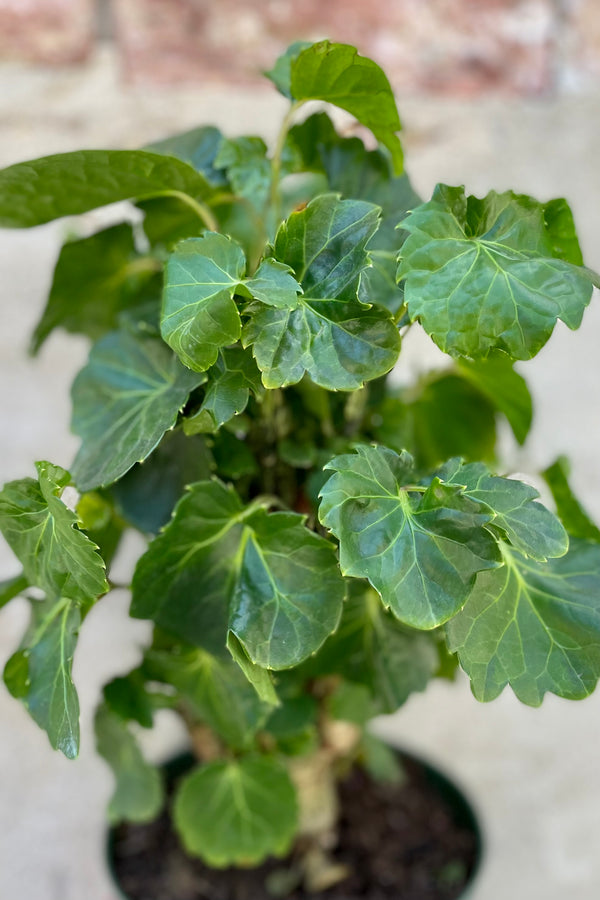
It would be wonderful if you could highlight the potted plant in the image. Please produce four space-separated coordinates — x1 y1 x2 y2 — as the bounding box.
0 39 599 900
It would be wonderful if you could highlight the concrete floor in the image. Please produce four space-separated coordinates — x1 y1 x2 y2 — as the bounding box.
1 46 600 900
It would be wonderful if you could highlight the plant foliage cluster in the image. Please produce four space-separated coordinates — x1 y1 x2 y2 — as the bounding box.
1 40 600 872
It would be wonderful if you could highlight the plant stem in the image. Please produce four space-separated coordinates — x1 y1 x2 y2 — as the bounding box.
168 190 220 232
269 101 304 220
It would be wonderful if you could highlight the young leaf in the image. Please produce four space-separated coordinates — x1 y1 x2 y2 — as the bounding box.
542 457 600 542
30 223 159 354
447 540 600 706
145 644 271 749
0 149 214 228
131 480 345 668
289 41 404 175
397 185 596 360
243 258 303 309
436 459 568 561
244 194 401 390
456 355 533 446
95 705 163 823
183 347 262 435
174 755 298 867
5 596 81 758
70 328 204 491
214 136 272 211
319 445 501 629
0 461 108 605
161 233 246 372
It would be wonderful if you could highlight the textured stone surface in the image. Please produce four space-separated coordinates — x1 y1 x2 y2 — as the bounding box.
112 0 556 94
1 45 600 900
0 0 94 64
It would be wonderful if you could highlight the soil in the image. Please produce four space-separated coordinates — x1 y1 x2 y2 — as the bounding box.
110 752 480 900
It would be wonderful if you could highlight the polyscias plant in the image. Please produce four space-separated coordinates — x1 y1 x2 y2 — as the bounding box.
1 38 600 885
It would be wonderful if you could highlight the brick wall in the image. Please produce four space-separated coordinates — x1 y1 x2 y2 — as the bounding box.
0 0 95 64
0 0 598 95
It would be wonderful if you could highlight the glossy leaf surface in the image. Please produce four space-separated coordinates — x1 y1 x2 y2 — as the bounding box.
71 329 204 491
174 755 298 866
0 461 107 604
436 459 568 561
398 185 596 360
0 149 214 228
447 540 600 705
5 596 81 758
131 481 345 668
289 42 403 174
161 233 246 371
244 195 400 390
184 347 262 434
319 445 500 628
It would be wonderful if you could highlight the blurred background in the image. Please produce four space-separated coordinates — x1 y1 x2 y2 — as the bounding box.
1 2 599 899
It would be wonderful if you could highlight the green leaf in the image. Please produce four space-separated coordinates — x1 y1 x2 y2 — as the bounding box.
289 42 403 175
319 137 420 315
543 197 584 266
310 584 438 712
542 456 600 542
131 480 345 668
5 596 81 758
30 223 159 354
212 430 259 480
0 461 108 605
146 644 271 748
214 136 271 210
111 431 213 533
447 540 600 706
76 491 124 568
404 374 498 468
183 347 263 435
244 195 401 390
436 459 568 561
227 632 279 707
95 705 163 823
146 125 228 186
103 671 154 729
0 572 28 610
70 328 204 491
265 41 313 98
243 258 303 308
161 233 247 371
174 755 298 866
319 445 501 629
397 185 596 360
0 149 214 228
457 355 533 445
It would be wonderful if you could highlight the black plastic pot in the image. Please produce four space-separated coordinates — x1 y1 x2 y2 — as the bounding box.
107 746 484 900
